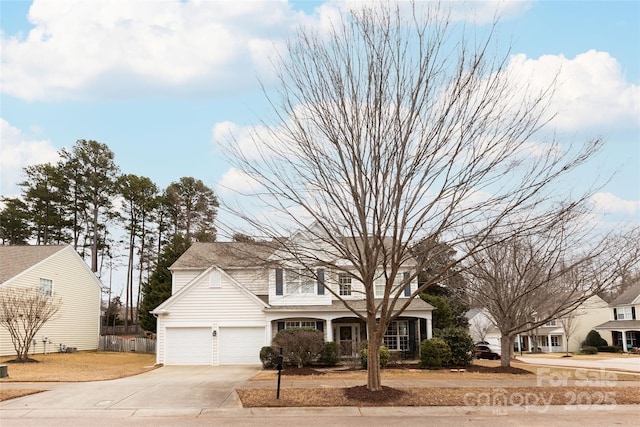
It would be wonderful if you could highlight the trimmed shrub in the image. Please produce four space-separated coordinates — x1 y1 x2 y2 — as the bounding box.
419 338 452 370
273 327 324 368
360 345 391 369
597 345 622 353
583 330 608 348
435 327 475 366
321 342 340 366
259 346 277 369
581 346 598 355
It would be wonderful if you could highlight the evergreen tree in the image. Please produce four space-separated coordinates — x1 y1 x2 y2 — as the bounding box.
0 197 32 244
139 235 190 332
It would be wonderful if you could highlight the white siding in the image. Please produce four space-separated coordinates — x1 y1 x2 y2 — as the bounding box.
171 269 203 294
226 269 268 295
156 270 266 365
0 246 102 357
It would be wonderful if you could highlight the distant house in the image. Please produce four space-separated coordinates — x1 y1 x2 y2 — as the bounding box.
0 245 103 357
153 230 434 366
470 294 611 353
595 282 640 352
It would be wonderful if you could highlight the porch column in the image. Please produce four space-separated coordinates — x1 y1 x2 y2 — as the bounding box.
426 317 432 339
547 335 552 352
621 330 628 352
325 318 333 342
265 321 272 344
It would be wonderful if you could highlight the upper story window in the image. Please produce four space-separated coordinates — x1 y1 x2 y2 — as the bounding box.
374 273 404 298
39 278 53 297
285 269 314 294
544 319 557 327
616 306 633 320
339 274 352 296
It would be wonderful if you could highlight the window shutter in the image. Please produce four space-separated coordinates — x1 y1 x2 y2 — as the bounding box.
632 307 636 320
275 268 283 295
613 308 617 320
403 272 411 297
277 321 285 331
317 269 325 295
316 321 324 332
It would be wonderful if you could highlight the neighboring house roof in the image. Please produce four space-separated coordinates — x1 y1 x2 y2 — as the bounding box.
465 307 483 320
170 242 277 270
595 320 640 330
609 282 640 306
0 245 67 284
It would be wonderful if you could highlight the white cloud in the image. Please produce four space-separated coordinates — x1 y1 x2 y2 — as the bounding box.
1 0 303 101
506 50 640 131
0 118 60 196
216 167 263 196
591 192 640 217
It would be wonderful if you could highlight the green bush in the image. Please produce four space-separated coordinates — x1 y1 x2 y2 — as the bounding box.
581 346 598 355
360 345 391 369
259 346 277 369
434 327 474 366
273 327 324 368
597 345 622 353
419 338 452 369
583 330 608 348
321 342 340 366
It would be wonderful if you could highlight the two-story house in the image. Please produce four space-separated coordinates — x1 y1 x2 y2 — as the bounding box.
152 237 434 366
595 282 640 352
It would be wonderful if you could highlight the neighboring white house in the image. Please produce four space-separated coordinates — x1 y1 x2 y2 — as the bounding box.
153 232 434 366
469 294 611 353
0 245 103 357
595 282 640 352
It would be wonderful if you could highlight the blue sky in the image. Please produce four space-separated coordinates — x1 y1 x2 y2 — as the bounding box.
1 0 639 234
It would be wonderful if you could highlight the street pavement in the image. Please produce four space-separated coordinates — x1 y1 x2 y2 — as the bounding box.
1 358 639 426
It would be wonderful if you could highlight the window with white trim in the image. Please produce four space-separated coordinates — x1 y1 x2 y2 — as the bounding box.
39 278 53 297
284 321 317 329
550 335 561 347
374 273 403 298
285 269 314 294
544 319 557 327
339 274 352 296
616 307 633 320
383 320 409 351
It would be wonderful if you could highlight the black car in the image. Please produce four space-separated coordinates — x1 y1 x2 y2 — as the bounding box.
474 345 501 360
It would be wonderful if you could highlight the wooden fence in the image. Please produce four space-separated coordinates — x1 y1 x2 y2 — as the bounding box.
99 335 156 354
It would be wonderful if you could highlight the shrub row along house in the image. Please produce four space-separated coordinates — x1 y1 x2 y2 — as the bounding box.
152 233 434 366
0 245 102 357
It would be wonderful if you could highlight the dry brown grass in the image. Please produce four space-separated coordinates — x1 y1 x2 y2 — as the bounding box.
0 351 157 402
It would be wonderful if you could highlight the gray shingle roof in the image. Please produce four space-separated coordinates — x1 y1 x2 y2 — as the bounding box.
610 282 640 306
170 242 278 269
0 245 67 284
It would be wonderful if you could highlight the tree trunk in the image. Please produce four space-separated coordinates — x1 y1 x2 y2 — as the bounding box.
366 317 383 391
500 334 512 367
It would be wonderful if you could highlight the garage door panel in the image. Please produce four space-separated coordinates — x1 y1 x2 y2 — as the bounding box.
166 327 212 365
219 327 264 365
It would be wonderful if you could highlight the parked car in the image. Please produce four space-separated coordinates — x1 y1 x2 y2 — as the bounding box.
474 344 501 360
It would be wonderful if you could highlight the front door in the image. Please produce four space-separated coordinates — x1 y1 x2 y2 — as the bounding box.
337 324 359 357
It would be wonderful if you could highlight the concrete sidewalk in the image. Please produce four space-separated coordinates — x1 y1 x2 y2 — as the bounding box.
2 364 639 426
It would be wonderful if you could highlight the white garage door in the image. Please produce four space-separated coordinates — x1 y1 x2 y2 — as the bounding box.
165 327 212 365
218 327 265 365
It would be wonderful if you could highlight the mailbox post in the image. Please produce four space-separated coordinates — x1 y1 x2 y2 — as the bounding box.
276 348 284 399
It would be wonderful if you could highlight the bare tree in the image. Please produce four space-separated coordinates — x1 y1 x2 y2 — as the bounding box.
465 220 639 367
0 287 61 361
470 310 494 344
218 2 611 390
560 310 581 356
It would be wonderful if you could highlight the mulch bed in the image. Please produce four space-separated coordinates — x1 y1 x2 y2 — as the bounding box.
280 364 533 376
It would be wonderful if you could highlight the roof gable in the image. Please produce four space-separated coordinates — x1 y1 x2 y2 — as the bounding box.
0 245 67 284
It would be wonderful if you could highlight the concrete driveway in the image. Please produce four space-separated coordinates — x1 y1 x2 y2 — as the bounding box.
1 365 261 421
517 355 640 373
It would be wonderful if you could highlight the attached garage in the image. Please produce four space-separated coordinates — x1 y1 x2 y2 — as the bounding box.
218 327 265 365
165 327 212 365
